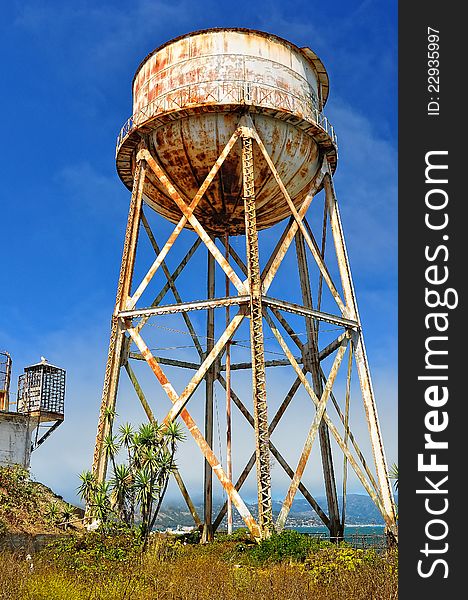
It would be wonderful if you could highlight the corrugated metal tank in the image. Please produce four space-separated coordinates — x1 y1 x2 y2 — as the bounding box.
116 28 337 235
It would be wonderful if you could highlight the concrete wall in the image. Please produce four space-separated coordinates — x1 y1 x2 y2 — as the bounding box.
0 412 31 468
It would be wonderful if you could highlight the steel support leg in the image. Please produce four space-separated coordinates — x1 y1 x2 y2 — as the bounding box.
92 157 146 483
295 231 342 539
324 170 398 540
242 132 273 536
202 250 215 542
224 234 233 535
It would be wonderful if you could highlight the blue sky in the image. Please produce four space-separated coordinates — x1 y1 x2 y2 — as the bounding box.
0 0 397 506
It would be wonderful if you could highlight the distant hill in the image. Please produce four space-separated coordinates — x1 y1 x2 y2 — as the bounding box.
154 494 394 529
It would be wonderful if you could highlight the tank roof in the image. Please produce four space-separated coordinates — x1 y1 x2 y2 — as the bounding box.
133 27 330 106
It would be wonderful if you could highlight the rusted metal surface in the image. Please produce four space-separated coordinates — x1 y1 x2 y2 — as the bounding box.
121 296 250 319
144 115 321 236
92 158 146 483
264 311 386 517
135 238 202 333
215 371 331 530
202 251 215 543
295 231 341 539
116 29 337 235
276 338 348 532
269 442 330 528
261 159 328 292
159 312 244 426
251 120 344 313
324 171 397 537
263 297 357 329
341 346 353 529
222 358 303 371
224 235 233 535
318 333 348 361
132 29 323 115
259 216 293 280
125 325 261 539
268 306 304 351
323 369 380 496
131 148 247 304
126 134 243 309
129 353 200 370
242 132 273 536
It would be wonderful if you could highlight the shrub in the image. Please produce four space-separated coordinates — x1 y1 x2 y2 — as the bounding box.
244 530 323 564
78 420 185 546
305 544 378 584
42 531 142 572
214 527 253 544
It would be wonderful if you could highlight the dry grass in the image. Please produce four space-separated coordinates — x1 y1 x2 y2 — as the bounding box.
0 536 398 600
0 466 82 535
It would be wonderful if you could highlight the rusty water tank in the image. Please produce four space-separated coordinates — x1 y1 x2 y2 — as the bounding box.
116 28 337 236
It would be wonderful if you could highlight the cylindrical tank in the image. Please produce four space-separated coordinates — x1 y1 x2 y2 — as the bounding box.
116 28 337 236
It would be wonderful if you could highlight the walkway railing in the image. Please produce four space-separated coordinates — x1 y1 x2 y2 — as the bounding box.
116 81 337 155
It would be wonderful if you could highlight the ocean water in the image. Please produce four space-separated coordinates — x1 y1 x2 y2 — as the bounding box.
288 525 386 547
291 525 385 537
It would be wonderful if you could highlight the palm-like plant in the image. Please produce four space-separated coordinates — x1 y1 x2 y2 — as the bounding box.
134 466 153 535
104 406 117 423
148 423 185 535
110 463 133 524
78 470 96 505
77 419 185 544
92 482 112 528
45 501 60 525
103 434 119 472
61 503 76 530
118 423 134 462
165 421 186 445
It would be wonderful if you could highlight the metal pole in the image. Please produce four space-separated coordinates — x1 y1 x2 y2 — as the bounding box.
92 156 147 484
341 346 353 530
242 130 273 536
323 170 398 540
202 249 215 542
295 231 342 539
225 233 233 535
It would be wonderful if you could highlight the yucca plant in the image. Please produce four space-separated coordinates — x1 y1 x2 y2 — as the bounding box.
45 501 60 525
77 419 185 544
60 503 76 530
78 470 97 505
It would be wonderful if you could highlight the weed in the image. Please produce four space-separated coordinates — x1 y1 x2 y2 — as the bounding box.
243 529 324 564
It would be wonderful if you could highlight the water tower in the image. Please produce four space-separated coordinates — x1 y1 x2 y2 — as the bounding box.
92 28 397 542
